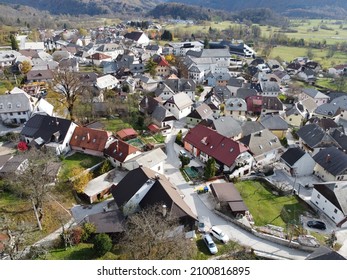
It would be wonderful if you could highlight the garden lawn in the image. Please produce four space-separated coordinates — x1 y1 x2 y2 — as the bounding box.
235 180 308 228
44 243 95 260
100 118 133 133
59 152 103 180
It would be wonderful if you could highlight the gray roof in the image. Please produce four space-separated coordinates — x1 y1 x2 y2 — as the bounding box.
241 121 265 137
260 115 289 130
164 78 196 92
313 147 347 176
236 88 257 100
133 148 167 169
165 92 193 110
285 106 301 117
314 103 341 117
85 210 125 234
212 116 242 138
227 78 243 87
330 95 347 110
306 246 346 260
239 129 282 157
225 97 247 112
0 92 33 113
302 88 329 99
262 97 284 111
194 103 214 119
152 104 176 123
280 147 306 166
0 155 27 174
297 123 332 149
260 81 280 92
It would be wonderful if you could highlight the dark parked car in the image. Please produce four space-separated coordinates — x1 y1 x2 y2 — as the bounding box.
307 220 326 230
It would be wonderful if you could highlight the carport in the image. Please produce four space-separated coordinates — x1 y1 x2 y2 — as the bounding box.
210 182 248 216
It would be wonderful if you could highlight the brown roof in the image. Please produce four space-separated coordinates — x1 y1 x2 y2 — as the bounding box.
111 167 197 222
70 127 110 152
116 128 138 140
210 183 248 212
87 53 112 60
26 69 53 81
183 125 249 167
104 139 139 163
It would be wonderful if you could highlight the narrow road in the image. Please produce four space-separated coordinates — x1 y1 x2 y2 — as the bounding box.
164 123 309 260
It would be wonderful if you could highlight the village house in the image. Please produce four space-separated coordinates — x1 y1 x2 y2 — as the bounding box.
104 139 141 168
239 129 283 166
300 88 329 106
259 114 289 138
69 127 114 157
280 147 316 177
164 92 193 120
313 147 347 182
20 114 77 155
186 103 214 127
183 124 250 173
110 166 197 227
311 182 347 227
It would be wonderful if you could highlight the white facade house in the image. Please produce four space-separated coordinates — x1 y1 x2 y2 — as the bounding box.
280 147 316 177
300 88 329 106
123 148 167 174
0 89 36 124
311 182 347 227
164 92 193 120
96 74 119 90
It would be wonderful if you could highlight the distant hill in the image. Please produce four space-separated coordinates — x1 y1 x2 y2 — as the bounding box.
0 0 163 15
169 0 347 18
0 3 52 25
148 3 232 21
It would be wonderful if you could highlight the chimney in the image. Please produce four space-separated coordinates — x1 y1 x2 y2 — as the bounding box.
326 154 331 163
162 204 167 218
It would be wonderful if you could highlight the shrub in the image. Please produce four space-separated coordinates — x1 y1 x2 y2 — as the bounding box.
71 226 83 245
93 233 113 257
81 222 96 242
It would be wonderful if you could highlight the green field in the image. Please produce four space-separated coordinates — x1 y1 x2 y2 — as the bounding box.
235 180 308 228
269 46 347 68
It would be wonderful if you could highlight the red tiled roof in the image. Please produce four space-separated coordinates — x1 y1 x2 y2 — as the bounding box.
148 123 160 132
87 53 112 60
104 139 139 163
183 125 248 167
116 128 138 140
70 127 110 152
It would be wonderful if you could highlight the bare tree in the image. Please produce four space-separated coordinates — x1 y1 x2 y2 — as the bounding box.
5 149 60 227
120 204 196 260
51 69 87 121
0 216 33 260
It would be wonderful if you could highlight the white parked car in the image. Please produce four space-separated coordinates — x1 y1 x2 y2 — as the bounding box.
202 234 218 255
210 226 230 243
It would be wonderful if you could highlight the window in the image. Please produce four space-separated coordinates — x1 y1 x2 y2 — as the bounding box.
334 209 338 214
0 103 3 109
8 103 12 109
317 194 320 199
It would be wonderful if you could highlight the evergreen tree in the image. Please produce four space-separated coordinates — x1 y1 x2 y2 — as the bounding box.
10 34 18 51
161 30 173 41
204 158 216 180
144 58 157 78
